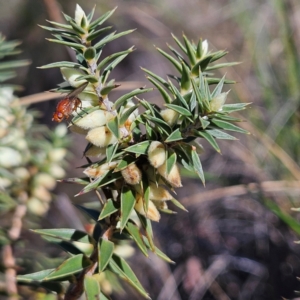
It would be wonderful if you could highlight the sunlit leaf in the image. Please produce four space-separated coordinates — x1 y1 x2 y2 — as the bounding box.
196 131 220 153
17 269 55 283
98 199 119 220
124 141 151 155
109 254 150 299
114 88 152 110
126 222 148 257
120 186 136 230
84 275 100 300
164 128 183 143
191 149 205 185
211 119 249 134
32 228 92 244
45 254 92 280
165 103 192 116
206 129 237 140
99 238 114 272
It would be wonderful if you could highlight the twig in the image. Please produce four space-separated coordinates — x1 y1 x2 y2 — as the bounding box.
19 81 146 106
4 191 28 299
2 245 18 300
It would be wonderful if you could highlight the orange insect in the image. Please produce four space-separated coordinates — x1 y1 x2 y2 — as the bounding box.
52 82 88 122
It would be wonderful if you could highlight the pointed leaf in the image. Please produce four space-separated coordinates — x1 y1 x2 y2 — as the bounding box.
164 128 183 143
114 88 152 110
191 149 205 185
156 46 181 73
0 59 31 70
147 76 172 104
109 254 150 299
170 198 188 212
89 7 117 30
46 20 73 29
106 143 119 163
45 254 92 280
191 55 212 75
196 131 220 153
17 269 55 283
120 186 136 230
180 61 191 92
119 104 139 126
97 47 134 71
84 275 100 300
142 237 174 264
183 34 196 65
143 115 171 137
199 117 210 129
38 61 85 70
46 39 85 50
165 104 192 116
166 151 177 175
99 238 114 272
77 171 122 196
98 199 119 220
206 77 235 85
211 119 249 134
126 222 148 257
107 116 119 139
206 61 240 71
206 129 237 140
221 103 251 113
124 141 151 155
32 228 92 244
94 29 135 50
137 214 155 251
142 68 170 89
142 176 150 211
86 26 113 42
211 75 225 98
115 155 136 172
171 33 186 52
168 79 189 109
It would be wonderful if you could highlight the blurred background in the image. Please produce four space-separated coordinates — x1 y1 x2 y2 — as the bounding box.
1 0 300 299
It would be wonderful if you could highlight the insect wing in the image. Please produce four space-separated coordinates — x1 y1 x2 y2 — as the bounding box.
66 82 89 99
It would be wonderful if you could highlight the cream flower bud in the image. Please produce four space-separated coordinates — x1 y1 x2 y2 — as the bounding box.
0 147 22 168
202 40 208 57
14 167 30 181
134 193 160 222
84 145 106 157
121 163 142 185
35 173 56 190
27 197 49 216
84 161 118 178
49 164 65 179
32 186 52 203
149 183 173 201
69 124 89 135
75 4 86 26
148 141 166 168
74 110 114 130
157 162 182 188
0 177 12 189
86 126 118 148
48 148 67 162
160 109 179 126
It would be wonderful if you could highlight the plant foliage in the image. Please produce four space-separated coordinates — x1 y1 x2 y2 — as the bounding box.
18 4 249 299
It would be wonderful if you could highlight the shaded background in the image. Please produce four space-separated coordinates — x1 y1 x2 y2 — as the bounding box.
1 0 300 299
